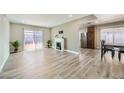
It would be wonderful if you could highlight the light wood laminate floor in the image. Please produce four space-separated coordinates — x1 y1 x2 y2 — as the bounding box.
0 48 124 79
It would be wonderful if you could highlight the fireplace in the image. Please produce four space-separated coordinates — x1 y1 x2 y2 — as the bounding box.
54 37 64 51
56 42 61 50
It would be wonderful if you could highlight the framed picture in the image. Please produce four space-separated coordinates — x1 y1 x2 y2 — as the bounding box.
59 30 63 34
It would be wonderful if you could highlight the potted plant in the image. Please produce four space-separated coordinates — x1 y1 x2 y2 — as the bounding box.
10 40 20 53
47 40 52 48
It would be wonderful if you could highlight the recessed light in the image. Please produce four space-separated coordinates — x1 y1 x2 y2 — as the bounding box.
68 14 73 17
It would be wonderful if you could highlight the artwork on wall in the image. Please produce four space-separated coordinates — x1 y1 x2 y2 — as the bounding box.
55 30 64 38
59 30 63 34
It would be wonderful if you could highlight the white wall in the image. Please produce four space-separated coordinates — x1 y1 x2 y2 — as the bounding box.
51 15 96 52
10 23 51 51
0 15 10 71
52 16 124 51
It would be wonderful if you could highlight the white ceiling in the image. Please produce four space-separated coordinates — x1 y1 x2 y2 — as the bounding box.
95 14 124 24
6 14 88 27
6 14 124 28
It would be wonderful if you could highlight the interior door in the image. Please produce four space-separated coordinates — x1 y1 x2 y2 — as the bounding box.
87 26 95 49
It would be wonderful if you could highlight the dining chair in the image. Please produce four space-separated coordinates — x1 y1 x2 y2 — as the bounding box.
104 46 115 58
118 48 124 61
101 40 115 59
101 40 105 59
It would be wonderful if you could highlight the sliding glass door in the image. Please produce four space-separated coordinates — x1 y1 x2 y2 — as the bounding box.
24 30 43 51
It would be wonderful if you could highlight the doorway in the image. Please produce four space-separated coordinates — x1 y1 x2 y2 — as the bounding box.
24 30 43 51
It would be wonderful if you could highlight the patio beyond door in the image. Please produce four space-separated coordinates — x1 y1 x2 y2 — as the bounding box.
24 30 43 51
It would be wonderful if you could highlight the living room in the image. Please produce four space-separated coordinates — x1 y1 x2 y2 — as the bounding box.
1 0 124 93
1 14 124 79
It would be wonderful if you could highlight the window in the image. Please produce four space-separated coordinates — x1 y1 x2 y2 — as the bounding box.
101 27 124 45
24 30 43 51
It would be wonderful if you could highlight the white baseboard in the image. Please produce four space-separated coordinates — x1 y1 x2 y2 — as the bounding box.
0 54 9 72
65 50 79 54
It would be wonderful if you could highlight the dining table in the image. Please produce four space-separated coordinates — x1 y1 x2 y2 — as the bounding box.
101 43 124 59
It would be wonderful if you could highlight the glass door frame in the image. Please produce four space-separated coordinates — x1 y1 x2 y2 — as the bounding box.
23 29 43 51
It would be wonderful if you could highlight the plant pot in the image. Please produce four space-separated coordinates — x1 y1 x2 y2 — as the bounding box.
14 48 18 53
48 44 52 48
